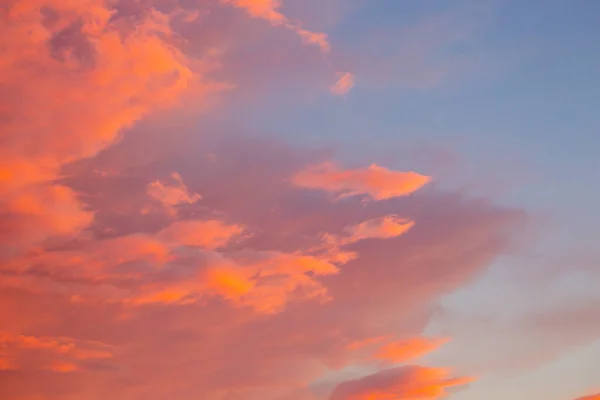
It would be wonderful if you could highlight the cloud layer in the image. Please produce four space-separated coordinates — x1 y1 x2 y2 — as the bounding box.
4 1 585 400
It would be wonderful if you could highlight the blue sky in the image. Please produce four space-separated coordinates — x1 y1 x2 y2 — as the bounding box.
218 1 600 398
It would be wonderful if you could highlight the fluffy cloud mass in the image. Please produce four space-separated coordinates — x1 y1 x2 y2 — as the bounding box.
0 1 563 400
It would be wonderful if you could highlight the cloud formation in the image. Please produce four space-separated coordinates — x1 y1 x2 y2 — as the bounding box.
0 0 217 254
0 1 547 400
330 72 355 96
293 163 431 200
576 394 600 400
328 366 473 400
0 332 113 373
146 172 202 215
0 123 526 398
224 0 331 52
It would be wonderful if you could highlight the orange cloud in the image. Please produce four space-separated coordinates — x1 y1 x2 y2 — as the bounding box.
130 249 343 313
223 0 331 52
347 336 390 351
0 0 220 251
49 362 78 373
329 366 474 400
373 337 449 364
575 394 600 400
331 72 355 96
293 162 431 200
346 336 447 365
0 121 526 397
1 184 94 246
0 332 113 373
0 3 532 399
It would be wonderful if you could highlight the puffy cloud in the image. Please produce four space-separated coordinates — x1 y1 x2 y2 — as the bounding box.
0 0 222 253
146 172 202 214
293 162 431 200
328 366 473 400
0 126 526 399
129 249 343 313
0 184 94 248
330 72 355 96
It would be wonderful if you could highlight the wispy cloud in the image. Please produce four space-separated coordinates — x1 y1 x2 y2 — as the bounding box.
293 162 431 200
223 0 331 52
328 366 473 400
330 72 355 96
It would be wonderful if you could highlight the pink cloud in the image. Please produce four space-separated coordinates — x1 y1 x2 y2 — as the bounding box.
330 72 355 96
223 0 331 52
0 126 526 398
0 2 536 399
293 162 431 200
0 332 113 373
146 172 202 215
372 337 449 364
342 216 414 244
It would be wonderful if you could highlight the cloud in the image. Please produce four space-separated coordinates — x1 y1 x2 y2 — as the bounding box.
223 0 331 52
0 2 533 399
0 0 223 253
146 172 202 214
128 249 344 313
342 216 414 243
0 332 113 373
157 219 244 249
292 162 431 200
372 337 449 364
575 394 600 400
328 366 473 400
0 125 526 399
330 72 355 96
346 336 448 365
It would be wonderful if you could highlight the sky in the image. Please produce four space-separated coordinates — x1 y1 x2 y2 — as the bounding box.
0 0 599 399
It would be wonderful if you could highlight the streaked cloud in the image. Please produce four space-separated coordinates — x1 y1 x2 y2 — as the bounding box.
372 337 449 364
293 162 431 200
223 0 331 52
0 332 113 373
575 394 600 400
328 366 473 400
